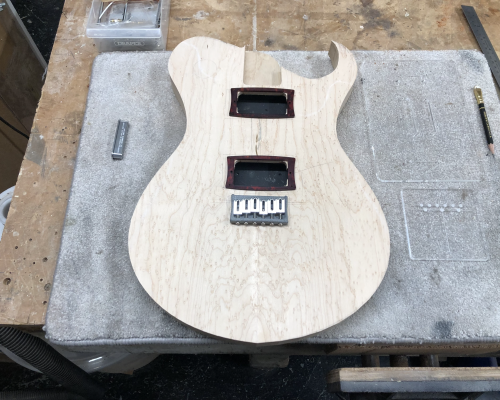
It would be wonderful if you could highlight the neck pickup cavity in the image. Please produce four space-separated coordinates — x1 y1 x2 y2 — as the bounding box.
229 88 295 119
226 156 296 191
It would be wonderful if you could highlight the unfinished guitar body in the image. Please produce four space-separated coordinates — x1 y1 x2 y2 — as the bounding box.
129 37 390 344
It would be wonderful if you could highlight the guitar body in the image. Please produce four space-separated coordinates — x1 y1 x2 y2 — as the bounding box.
129 37 390 344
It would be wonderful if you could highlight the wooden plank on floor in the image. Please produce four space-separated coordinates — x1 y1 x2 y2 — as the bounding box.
327 367 500 393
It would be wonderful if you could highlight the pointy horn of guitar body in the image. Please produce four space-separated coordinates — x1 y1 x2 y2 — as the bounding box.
329 41 341 71
328 40 358 114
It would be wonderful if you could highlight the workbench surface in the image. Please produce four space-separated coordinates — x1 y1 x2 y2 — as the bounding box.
1 0 499 341
45 48 500 353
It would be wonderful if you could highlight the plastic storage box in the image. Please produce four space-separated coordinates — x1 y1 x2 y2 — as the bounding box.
86 0 170 52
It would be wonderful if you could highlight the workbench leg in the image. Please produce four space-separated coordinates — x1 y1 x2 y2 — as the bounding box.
419 354 440 367
361 355 380 368
249 354 289 368
389 355 409 367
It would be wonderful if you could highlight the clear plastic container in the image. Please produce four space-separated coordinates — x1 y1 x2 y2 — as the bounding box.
1 340 159 374
86 0 170 52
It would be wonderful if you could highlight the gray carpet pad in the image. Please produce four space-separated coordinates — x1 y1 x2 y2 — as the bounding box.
46 49 500 352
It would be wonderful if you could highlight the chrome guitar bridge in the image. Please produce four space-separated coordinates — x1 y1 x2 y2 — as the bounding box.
230 195 288 226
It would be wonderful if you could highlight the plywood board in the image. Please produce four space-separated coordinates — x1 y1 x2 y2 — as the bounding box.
0 2 43 193
0 2 44 131
0 97 29 193
0 1 95 326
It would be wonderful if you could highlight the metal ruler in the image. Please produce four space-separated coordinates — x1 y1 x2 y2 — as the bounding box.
462 5 500 87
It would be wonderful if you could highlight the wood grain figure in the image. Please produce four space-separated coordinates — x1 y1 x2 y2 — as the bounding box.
129 37 390 344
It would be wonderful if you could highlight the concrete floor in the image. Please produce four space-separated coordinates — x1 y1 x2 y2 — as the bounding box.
10 0 65 62
2 355 500 399
0 354 360 399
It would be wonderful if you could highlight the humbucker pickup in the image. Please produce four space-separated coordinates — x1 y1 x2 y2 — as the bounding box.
230 195 288 226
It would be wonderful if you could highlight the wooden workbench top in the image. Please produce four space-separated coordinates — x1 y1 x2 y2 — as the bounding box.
1 0 499 327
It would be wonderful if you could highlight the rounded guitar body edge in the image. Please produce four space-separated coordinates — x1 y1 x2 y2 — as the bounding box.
128 37 390 344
